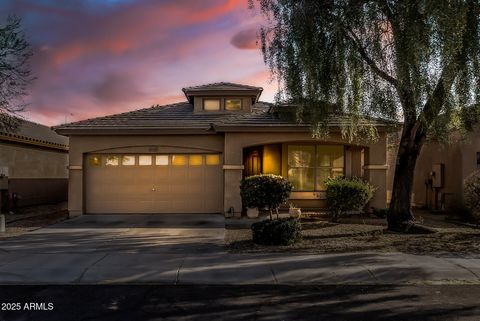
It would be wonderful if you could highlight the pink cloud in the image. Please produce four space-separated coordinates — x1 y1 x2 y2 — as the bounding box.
9 0 278 126
231 27 258 49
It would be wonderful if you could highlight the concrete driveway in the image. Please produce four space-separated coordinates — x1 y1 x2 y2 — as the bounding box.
0 214 226 283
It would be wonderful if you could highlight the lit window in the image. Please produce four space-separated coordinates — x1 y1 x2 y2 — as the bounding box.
203 99 220 111
105 155 119 166
122 155 135 166
172 155 187 166
287 145 315 191
156 155 169 166
225 99 242 111
139 155 152 166
89 155 101 166
287 145 344 191
189 155 203 166
206 154 220 165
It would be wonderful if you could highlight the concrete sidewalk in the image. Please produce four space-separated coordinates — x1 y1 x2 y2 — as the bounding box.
0 251 479 285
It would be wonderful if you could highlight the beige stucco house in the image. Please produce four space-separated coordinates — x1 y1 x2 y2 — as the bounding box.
0 119 69 209
408 128 480 211
55 82 393 217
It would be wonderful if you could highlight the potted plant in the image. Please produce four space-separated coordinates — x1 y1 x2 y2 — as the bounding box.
246 207 259 218
241 174 293 219
240 176 261 218
289 202 301 218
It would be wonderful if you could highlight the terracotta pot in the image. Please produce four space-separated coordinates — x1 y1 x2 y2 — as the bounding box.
289 208 302 218
246 207 259 218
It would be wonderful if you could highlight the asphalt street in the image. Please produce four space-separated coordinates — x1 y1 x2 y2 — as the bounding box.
1 285 480 321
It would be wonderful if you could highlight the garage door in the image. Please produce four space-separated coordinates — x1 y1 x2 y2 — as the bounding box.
85 153 223 214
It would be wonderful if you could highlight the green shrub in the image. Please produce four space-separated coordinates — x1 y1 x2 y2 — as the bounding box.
251 218 302 245
325 176 375 222
464 170 480 224
372 207 389 219
240 174 293 218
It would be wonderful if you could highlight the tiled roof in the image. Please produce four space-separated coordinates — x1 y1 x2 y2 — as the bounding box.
182 82 263 92
54 101 395 134
0 118 69 150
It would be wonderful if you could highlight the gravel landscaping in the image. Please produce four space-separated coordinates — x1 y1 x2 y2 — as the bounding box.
226 212 480 256
0 202 68 239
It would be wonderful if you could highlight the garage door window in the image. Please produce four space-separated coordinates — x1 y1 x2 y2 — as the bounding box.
189 155 203 166
155 155 169 166
139 155 152 166
89 156 101 166
206 154 220 165
105 156 119 166
122 155 135 166
172 155 187 166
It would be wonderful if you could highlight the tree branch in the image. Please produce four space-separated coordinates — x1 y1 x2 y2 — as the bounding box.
344 28 399 88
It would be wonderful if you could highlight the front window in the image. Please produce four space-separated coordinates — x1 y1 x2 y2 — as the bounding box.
225 99 242 111
287 145 344 191
203 99 220 111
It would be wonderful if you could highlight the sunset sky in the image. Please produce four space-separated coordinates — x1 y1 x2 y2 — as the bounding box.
0 0 276 126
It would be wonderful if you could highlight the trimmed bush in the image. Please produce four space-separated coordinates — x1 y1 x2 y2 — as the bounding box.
325 176 375 222
464 170 480 224
251 218 302 245
240 174 293 218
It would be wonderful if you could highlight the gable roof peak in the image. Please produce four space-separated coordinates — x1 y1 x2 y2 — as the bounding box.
182 81 263 92
182 81 263 103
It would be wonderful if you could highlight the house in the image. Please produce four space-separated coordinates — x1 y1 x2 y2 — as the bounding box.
54 82 393 217
0 118 69 209
409 127 480 211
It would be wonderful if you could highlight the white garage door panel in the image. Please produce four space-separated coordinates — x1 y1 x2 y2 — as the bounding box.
85 154 223 214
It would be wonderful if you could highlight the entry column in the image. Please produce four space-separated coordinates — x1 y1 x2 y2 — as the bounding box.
364 133 388 209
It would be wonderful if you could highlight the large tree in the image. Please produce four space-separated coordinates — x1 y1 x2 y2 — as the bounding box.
0 15 33 132
251 0 480 231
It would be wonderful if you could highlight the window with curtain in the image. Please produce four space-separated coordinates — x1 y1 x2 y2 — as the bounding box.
287 145 344 191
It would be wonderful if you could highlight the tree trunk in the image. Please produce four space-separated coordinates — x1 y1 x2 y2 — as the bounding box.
387 124 423 231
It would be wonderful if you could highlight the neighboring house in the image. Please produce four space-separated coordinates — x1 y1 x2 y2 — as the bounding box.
0 118 69 208
55 82 393 217
409 128 480 211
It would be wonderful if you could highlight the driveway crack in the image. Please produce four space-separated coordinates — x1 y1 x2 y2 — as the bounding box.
270 267 278 284
74 253 109 283
174 256 186 285
360 264 379 282
447 259 480 280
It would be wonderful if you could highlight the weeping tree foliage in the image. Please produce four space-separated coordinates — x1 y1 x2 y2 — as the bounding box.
251 0 480 231
0 15 33 133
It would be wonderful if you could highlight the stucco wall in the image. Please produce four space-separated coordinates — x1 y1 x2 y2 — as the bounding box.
411 128 480 210
67 131 388 217
224 130 388 215
0 142 68 178
0 142 68 207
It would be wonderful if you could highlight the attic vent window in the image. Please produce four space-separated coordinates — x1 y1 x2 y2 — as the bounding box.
203 99 220 111
225 99 242 111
